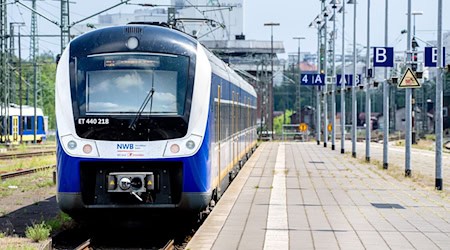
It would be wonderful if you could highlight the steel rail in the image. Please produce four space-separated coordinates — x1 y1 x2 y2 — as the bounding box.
0 165 55 180
0 150 55 160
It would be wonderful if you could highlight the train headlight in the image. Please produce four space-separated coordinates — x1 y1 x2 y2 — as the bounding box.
83 144 92 154
164 134 202 157
61 135 99 157
170 144 180 154
186 140 195 150
67 140 77 150
126 37 139 50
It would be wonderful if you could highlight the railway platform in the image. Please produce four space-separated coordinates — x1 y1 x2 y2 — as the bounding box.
186 142 450 250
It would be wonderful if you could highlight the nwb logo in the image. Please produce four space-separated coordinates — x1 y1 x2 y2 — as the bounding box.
117 144 134 150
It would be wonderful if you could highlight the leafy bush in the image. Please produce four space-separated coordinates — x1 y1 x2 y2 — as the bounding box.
46 212 73 232
25 222 51 242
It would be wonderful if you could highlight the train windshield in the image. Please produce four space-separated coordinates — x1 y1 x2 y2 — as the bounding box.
81 54 189 116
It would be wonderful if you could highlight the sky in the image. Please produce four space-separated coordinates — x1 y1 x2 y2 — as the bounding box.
8 0 450 59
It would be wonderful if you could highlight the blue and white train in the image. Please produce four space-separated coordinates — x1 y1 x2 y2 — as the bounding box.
1 104 46 143
55 24 257 218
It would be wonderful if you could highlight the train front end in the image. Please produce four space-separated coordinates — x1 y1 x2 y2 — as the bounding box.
55 25 212 217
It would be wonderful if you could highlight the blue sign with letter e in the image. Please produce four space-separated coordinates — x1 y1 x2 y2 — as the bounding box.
300 73 325 86
373 47 394 67
424 47 446 67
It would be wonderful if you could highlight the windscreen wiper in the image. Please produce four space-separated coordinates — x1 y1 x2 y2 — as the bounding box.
129 88 155 130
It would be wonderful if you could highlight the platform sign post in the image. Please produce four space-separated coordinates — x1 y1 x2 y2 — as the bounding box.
373 47 394 170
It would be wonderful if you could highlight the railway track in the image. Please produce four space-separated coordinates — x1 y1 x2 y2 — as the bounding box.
74 239 175 250
0 149 55 160
0 165 55 180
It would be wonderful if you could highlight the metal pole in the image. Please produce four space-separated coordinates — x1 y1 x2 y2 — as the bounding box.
351 0 357 158
270 26 274 139
31 0 37 144
298 40 301 123
405 0 412 176
18 27 23 144
317 23 322 145
365 0 371 162
331 5 337 151
264 23 280 139
294 37 305 123
435 0 443 190
323 10 329 148
340 1 346 154
383 0 390 169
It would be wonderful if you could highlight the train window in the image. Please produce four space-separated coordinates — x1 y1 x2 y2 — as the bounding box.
25 117 32 130
79 54 189 116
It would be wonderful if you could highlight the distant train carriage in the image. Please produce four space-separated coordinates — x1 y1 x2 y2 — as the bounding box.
0 104 47 143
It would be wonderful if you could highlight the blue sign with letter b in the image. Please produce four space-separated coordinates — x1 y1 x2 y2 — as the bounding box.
373 47 394 67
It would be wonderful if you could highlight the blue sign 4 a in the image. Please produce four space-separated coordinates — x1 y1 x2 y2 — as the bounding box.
373 47 394 67
300 73 325 86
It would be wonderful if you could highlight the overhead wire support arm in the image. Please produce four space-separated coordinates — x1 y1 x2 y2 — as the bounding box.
202 7 233 14
70 0 131 27
14 0 59 26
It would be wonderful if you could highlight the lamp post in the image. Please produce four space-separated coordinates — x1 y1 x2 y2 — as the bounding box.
347 0 357 158
339 1 347 154
293 36 305 123
405 0 412 176
322 6 330 148
412 11 422 140
330 0 341 151
383 0 389 169
412 11 423 36
310 15 323 145
365 0 371 162
264 22 280 139
435 0 443 190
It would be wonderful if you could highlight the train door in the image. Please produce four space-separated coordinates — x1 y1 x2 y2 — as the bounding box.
231 90 235 165
217 85 222 195
12 116 18 142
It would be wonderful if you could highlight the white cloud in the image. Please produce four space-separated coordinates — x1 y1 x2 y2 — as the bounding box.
114 71 146 92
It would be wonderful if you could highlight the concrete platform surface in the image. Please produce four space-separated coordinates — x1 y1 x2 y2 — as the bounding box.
186 142 450 250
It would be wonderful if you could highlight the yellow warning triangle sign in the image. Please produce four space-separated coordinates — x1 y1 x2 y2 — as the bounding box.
398 68 421 88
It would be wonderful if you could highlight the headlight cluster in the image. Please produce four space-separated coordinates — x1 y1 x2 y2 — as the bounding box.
61 135 99 157
164 134 202 157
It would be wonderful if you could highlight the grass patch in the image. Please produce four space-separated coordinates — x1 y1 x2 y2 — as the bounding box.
5 247 37 250
25 222 51 242
0 169 55 198
45 212 73 232
0 155 55 173
0 232 4 238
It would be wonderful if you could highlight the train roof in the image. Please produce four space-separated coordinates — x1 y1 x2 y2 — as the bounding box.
69 24 198 59
202 46 257 97
1 104 44 116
